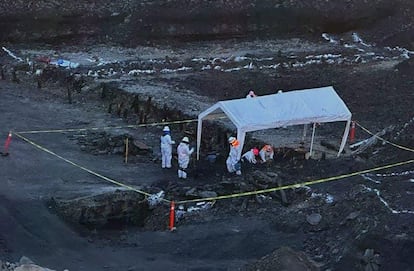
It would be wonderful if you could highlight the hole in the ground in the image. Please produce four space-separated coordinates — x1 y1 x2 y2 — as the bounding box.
47 190 163 231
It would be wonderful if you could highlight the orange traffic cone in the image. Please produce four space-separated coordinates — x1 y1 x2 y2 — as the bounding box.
349 121 356 143
1 131 12 156
169 201 176 231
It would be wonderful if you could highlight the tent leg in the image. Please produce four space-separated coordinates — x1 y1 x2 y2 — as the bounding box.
338 119 351 157
302 124 308 142
196 118 203 160
309 123 316 157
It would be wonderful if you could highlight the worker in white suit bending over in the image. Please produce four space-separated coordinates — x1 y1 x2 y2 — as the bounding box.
177 137 194 179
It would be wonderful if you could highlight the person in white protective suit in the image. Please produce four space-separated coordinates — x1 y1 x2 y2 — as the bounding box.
241 147 259 164
177 136 194 179
160 126 175 168
259 144 274 163
226 136 242 175
246 90 257 98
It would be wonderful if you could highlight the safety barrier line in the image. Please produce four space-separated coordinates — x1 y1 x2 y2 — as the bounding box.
13 120 414 208
176 159 414 204
16 118 198 134
355 122 414 153
14 132 171 203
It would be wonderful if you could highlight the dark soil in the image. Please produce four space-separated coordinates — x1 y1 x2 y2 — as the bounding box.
1 1 414 271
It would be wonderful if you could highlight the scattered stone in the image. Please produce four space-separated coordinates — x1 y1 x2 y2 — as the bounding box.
185 188 198 197
199 191 217 198
346 211 360 221
18 257 34 265
306 213 322 225
14 264 55 271
360 248 381 271
245 246 320 271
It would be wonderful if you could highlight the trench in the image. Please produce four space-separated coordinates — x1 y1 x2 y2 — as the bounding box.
7 34 396 232
43 78 311 232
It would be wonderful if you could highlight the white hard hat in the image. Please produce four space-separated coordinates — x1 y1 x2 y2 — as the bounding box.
182 137 189 143
163 126 170 132
228 136 236 144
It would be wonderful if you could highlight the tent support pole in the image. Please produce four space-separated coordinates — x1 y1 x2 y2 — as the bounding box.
338 119 351 157
302 124 308 142
236 129 246 161
196 117 203 160
309 123 316 157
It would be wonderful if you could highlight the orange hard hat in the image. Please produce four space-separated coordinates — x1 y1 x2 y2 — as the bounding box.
253 148 259 156
263 145 272 152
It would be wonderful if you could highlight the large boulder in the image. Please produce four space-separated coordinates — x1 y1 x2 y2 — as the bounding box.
49 189 149 228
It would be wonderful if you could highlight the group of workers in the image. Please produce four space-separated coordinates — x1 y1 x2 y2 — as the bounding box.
160 125 274 179
226 137 274 175
159 89 277 178
241 144 274 164
160 126 194 179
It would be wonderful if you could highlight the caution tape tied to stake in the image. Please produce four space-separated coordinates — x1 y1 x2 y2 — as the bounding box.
10 119 414 208
356 121 414 153
175 159 414 204
14 132 170 203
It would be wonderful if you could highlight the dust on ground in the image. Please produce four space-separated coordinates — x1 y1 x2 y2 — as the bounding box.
0 32 414 271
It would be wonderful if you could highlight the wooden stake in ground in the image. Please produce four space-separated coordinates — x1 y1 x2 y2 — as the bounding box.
125 137 129 163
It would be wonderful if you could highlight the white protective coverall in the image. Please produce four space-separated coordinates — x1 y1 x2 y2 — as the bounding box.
242 149 257 164
160 132 175 168
226 139 242 175
259 145 274 163
177 140 194 179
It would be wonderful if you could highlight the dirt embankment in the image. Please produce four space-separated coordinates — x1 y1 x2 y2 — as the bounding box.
1 1 414 270
0 0 413 47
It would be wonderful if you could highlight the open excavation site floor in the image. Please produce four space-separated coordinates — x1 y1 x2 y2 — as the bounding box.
0 34 414 271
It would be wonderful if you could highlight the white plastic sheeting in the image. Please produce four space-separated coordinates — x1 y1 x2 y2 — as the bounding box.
196 86 352 160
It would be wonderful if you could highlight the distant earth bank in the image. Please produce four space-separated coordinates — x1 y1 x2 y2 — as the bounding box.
0 0 412 47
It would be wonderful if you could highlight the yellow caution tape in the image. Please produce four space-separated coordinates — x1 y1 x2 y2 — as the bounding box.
176 159 414 204
14 132 170 203
356 122 414 153
16 118 198 134
11 120 414 208
16 115 229 135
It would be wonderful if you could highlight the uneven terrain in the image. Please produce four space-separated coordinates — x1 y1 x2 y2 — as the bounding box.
1 1 414 271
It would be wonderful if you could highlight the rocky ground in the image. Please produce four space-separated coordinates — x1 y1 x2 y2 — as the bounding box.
1 1 414 271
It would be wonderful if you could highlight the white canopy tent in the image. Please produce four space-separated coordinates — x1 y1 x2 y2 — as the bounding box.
196 86 352 160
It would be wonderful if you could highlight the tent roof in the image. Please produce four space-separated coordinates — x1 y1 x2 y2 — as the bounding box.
198 86 351 131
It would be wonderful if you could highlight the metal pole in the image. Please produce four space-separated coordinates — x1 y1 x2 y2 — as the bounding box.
309 123 316 157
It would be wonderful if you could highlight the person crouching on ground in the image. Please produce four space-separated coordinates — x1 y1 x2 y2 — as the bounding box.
226 136 242 175
242 147 259 164
259 144 274 163
177 136 194 179
160 126 175 168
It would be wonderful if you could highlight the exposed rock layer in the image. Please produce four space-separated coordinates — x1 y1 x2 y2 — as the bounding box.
0 0 412 47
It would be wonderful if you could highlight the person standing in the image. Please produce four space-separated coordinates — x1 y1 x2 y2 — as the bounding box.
177 137 194 179
226 136 242 175
259 144 274 163
160 126 175 168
